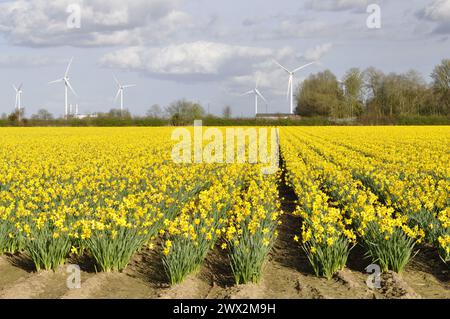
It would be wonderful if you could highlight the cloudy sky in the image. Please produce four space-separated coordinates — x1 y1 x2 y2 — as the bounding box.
0 0 449 117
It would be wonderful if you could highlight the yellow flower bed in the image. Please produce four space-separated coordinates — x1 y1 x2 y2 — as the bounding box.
280 126 449 273
0 126 447 280
0 127 281 282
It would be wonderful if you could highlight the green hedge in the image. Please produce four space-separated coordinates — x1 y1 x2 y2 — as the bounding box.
0 115 448 127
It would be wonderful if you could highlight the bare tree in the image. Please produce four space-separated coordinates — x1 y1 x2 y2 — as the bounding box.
146 104 163 118
431 59 450 115
343 68 364 117
31 109 54 121
222 105 232 118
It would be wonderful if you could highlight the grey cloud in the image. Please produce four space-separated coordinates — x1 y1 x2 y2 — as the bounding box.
302 43 333 61
416 0 450 34
434 22 450 34
417 0 450 21
99 42 276 82
0 0 192 47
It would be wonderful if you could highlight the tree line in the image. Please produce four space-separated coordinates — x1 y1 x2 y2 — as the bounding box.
296 59 450 118
2 59 448 126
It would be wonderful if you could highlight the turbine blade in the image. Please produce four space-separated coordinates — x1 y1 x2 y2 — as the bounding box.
13 84 17 92
113 75 120 87
18 83 23 91
273 59 290 73
122 84 136 88
114 89 121 101
49 78 63 84
292 61 316 74
255 89 268 104
240 90 254 96
66 80 77 96
65 57 74 77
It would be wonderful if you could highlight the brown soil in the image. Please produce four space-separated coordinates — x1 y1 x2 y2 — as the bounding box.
0 211 448 299
0 178 448 299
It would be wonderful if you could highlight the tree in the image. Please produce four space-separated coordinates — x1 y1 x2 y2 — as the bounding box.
8 108 25 123
102 108 132 119
363 69 431 117
398 70 428 115
31 109 54 121
363 67 385 117
222 105 232 119
165 99 205 125
343 68 364 117
296 70 343 117
146 104 163 118
431 59 450 115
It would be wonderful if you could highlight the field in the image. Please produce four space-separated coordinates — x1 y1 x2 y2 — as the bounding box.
0 127 448 299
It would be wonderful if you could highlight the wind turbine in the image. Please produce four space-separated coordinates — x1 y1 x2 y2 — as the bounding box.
49 57 77 119
274 60 316 114
13 83 23 111
113 75 136 114
241 78 268 116
13 84 23 121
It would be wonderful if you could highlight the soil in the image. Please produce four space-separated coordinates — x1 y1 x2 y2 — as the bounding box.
0 211 448 299
0 180 448 299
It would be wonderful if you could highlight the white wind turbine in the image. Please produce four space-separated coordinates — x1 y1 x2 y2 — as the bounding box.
13 83 23 121
49 57 77 119
13 83 23 111
274 60 316 114
241 78 268 116
113 75 136 114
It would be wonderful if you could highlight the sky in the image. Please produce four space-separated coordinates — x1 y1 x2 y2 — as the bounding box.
0 0 449 118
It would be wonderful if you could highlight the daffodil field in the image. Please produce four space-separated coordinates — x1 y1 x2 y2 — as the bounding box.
0 128 281 284
0 126 448 288
281 126 449 278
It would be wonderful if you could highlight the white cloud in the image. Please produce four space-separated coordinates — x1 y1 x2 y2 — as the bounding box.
228 45 321 97
0 0 191 46
99 41 318 94
421 0 450 21
302 43 333 61
230 68 290 97
100 41 321 95
99 41 274 79
417 0 450 34
305 0 370 11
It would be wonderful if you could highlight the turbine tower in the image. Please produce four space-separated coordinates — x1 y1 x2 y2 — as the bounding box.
274 60 316 114
13 83 23 111
49 57 77 119
241 78 268 116
13 84 23 121
114 75 136 114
